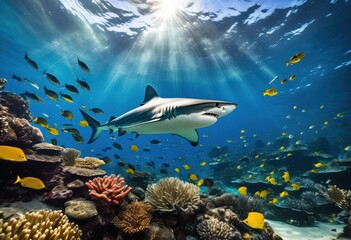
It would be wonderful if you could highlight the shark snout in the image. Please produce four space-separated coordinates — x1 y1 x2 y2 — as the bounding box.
212 102 237 118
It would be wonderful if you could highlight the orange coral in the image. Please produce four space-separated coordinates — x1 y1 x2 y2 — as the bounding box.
85 174 131 205
113 202 153 235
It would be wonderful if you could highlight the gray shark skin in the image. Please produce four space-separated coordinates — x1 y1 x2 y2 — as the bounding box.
80 85 237 146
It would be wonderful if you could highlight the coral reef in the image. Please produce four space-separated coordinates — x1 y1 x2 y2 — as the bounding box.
63 166 106 178
213 193 237 207
74 157 105 169
196 217 238 240
64 198 98 220
0 91 32 120
145 177 201 213
62 148 81 166
322 185 351 211
232 196 265 220
43 184 73 201
0 209 81 239
112 201 153 235
85 174 131 205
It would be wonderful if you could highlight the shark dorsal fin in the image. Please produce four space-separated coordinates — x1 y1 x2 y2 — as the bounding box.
141 85 159 105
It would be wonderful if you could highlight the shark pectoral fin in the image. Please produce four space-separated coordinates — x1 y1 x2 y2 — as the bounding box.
173 129 199 146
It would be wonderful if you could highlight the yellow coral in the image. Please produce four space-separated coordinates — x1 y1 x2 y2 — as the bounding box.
74 157 104 169
0 209 81 240
113 202 153 235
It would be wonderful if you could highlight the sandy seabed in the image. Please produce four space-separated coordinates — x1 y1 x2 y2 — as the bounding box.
267 220 347 240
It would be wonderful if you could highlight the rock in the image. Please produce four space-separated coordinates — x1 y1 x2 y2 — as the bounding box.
26 153 62 163
43 185 73 201
64 198 98 220
32 143 64 156
67 179 84 189
147 223 176 240
0 91 31 120
0 207 24 220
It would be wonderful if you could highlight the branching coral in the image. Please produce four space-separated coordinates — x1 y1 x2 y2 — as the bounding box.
85 174 131 205
112 202 153 235
145 177 201 213
62 148 81 166
323 185 351 211
197 217 237 240
0 209 81 240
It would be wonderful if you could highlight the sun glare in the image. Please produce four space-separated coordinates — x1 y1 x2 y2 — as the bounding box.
156 0 183 19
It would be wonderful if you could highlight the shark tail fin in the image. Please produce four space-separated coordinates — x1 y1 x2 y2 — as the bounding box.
79 109 103 143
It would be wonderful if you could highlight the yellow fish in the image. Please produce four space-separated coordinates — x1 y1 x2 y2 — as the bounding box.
189 173 198 181
240 136 245 140
237 186 247 196
14 175 45 190
269 198 278 204
255 155 260 159
0 146 27 162
79 120 89 127
268 178 277 185
280 146 285 150
60 92 74 103
130 144 139 152
291 183 300 191
174 167 181 173
237 165 242 170
280 191 289 198
183 164 191 170
324 121 328 125
243 212 264 230
240 129 246 133
259 163 265 168
320 105 325 109
33 117 49 128
345 146 351 151
285 52 304 66
125 168 135 174
197 179 204 186
46 127 59 136
293 105 298 109
61 110 74 120
248 174 253 179
310 169 318 173
270 170 275 175
282 171 290 182
289 75 296 81
262 88 278 97
314 163 325 168
200 161 207 167
259 190 269 198
287 153 293 157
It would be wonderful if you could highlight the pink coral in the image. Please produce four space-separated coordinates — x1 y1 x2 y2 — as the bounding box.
85 174 131 205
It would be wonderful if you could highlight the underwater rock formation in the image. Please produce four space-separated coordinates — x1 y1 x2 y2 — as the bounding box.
74 157 105 169
213 193 237 207
145 177 201 214
43 184 73 202
322 185 351 211
0 92 43 148
0 209 81 239
85 174 131 205
62 148 81 166
112 201 153 235
64 198 98 220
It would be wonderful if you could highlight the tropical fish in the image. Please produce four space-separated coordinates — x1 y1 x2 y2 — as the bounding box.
289 75 296 80
101 156 112 164
243 212 264 230
237 165 241 170
174 167 181 173
60 92 74 103
65 84 79 94
150 139 161 144
0 146 27 162
72 134 84 143
237 186 247 196
43 72 60 85
12 74 23 82
125 168 135 174
130 144 139 152
24 53 38 70
269 198 278 204
314 163 325 168
80 85 236 146
21 91 44 103
33 117 49 128
61 110 74 120
79 120 89 127
280 191 289 198
77 57 90 73
285 52 304 66
183 164 191 170
258 190 269 198
268 178 277 185
117 161 125 167
46 127 59 136
200 161 207 167
14 175 45 189
262 88 278 97
189 173 198 181
62 128 80 135
160 169 168 174
44 86 58 101
89 108 104 114
291 183 300 191
24 78 39 89
113 142 122 150
76 78 90 91
197 179 204 186
162 163 170 168
269 76 279 84
344 146 351 151
282 171 290 182
280 79 288 84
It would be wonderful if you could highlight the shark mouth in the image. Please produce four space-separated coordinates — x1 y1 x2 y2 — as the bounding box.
203 113 219 118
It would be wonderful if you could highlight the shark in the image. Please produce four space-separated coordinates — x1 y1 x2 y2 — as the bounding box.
80 85 237 146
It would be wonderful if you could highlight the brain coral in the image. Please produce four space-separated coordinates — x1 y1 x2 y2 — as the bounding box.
197 217 234 240
145 177 201 212
0 209 81 239
112 201 153 235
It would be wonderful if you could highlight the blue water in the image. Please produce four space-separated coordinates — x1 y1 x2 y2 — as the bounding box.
0 0 350 178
